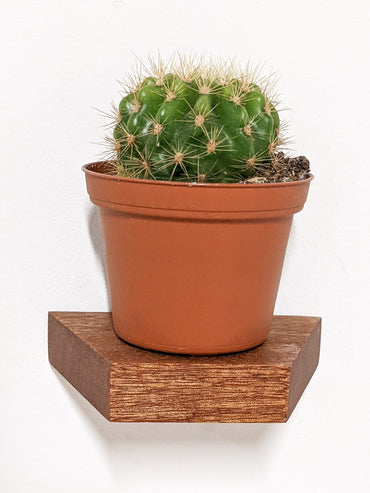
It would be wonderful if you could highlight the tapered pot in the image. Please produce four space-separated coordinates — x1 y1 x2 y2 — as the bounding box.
83 162 313 355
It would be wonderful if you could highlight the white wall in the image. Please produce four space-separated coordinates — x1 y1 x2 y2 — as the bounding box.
1 1 369 491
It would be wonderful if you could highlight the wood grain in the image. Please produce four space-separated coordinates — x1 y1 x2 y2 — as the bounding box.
48 312 321 422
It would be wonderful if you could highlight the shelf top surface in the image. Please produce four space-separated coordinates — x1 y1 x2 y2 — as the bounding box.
50 312 321 367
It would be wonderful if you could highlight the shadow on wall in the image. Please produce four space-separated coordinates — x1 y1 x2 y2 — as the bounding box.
55 372 276 464
87 204 111 307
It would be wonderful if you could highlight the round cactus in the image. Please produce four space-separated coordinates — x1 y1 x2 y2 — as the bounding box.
108 55 285 183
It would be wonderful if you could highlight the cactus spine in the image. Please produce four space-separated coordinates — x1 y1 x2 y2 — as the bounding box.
109 55 285 183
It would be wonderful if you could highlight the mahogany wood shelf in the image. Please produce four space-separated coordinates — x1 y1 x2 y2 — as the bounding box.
48 312 321 423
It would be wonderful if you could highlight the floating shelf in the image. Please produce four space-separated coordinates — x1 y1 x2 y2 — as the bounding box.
48 312 321 423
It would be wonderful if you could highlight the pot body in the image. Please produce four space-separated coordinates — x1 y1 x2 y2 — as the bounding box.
83 162 312 355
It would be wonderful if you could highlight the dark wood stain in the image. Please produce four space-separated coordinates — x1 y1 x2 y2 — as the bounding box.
48 312 321 422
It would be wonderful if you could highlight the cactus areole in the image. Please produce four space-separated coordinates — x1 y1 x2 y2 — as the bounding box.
83 55 313 355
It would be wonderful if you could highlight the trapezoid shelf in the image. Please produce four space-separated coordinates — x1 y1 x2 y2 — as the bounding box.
48 312 321 423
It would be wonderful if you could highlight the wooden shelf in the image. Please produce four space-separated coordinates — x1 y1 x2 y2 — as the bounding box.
48 312 321 423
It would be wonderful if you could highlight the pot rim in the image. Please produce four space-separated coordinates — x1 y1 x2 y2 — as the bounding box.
82 161 314 189
83 161 313 219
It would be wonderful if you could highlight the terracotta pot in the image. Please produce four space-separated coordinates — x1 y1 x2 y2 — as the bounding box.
83 162 313 355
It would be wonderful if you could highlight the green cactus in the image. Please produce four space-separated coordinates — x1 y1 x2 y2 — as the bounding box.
109 55 284 183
